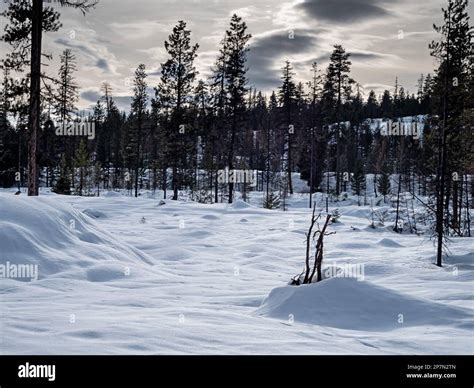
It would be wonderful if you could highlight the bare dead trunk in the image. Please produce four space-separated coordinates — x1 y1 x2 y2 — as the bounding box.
309 214 331 283
303 206 317 284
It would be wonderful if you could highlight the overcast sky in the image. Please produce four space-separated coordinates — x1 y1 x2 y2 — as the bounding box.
2 0 473 111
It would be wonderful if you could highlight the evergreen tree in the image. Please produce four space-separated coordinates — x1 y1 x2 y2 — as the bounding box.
304 61 324 206
380 90 393 118
429 0 472 266
351 159 366 205
365 90 379 119
159 20 199 200
1 0 97 196
53 154 71 195
263 191 281 209
220 14 251 203
55 49 78 124
377 168 391 202
278 60 297 195
130 63 148 198
421 74 434 113
322 45 353 196
54 48 79 175
74 139 89 196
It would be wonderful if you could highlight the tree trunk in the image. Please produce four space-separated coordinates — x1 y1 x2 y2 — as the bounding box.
444 176 451 232
287 133 293 195
465 174 471 237
308 214 331 283
452 178 459 232
162 167 167 199
436 6 452 267
172 165 178 200
335 132 341 196
27 0 43 196
214 170 219 203
134 119 141 198
458 175 463 234
78 167 83 196
436 126 447 266
394 174 402 232
303 207 317 284
228 119 236 204
373 173 378 197
309 127 314 208
152 167 157 193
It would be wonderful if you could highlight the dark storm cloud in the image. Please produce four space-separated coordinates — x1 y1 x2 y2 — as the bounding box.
297 0 392 23
81 89 133 111
351 52 385 60
247 30 319 89
55 37 97 59
112 96 135 110
81 87 155 112
55 37 111 73
96 58 110 72
299 48 398 69
81 90 101 103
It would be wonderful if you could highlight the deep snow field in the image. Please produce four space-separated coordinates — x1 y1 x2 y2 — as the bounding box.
0 186 473 354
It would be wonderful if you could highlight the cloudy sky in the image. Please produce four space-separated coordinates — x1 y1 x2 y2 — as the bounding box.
2 0 472 111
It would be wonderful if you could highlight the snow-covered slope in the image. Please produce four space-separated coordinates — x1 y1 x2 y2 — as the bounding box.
256 277 473 331
0 189 472 354
0 196 153 281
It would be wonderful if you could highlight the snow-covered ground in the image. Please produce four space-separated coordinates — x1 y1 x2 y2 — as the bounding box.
0 187 472 354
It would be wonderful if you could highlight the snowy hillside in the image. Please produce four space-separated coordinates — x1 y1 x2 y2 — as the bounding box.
0 188 472 354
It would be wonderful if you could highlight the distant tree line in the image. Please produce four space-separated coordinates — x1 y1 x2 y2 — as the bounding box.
0 1 472 264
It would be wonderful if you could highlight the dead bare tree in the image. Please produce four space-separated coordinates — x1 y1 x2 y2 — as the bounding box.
308 214 334 283
302 205 318 284
292 207 334 285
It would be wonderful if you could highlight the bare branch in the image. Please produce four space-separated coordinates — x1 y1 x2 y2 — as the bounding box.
59 0 99 15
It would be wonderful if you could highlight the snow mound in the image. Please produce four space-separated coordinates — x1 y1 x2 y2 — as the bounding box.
86 264 129 282
102 191 123 198
444 252 474 270
0 196 151 280
201 214 219 220
363 225 385 232
228 200 253 210
341 207 370 218
377 238 404 248
256 278 472 331
445 252 474 264
82 208 108 219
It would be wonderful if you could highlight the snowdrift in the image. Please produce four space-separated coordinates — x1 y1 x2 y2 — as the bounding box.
101 191 123 198
256 277 473 331
0 195 152 280
228 199 253 210
444 252 474 270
